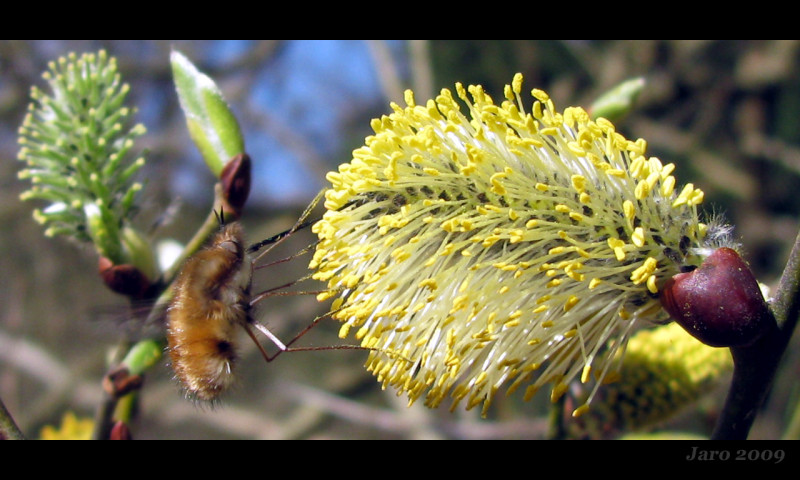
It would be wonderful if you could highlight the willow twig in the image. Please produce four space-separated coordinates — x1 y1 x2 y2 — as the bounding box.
92 183 233 439
712 227 800 439
0 395 25 440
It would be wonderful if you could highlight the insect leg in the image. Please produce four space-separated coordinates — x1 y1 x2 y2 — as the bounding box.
247 308 410 364
245 309 367 362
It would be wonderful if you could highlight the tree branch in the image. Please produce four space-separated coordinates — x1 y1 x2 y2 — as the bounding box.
0 396 25 440
712 227 800 439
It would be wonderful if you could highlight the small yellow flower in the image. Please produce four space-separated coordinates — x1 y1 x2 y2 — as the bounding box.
310 74 721 416
40 411 94 440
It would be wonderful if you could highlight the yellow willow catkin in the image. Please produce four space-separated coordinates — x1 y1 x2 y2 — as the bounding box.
310 74 728 416
566 322 733 439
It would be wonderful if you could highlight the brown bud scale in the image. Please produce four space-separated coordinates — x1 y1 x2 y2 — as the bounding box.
660 247 771 347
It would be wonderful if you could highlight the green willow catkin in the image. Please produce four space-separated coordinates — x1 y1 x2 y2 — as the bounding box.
17 50 145 264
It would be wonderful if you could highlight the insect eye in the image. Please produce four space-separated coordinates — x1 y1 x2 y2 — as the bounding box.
219 240 239 255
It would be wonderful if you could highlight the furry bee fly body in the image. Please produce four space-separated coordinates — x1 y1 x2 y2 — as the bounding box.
166 222 252 402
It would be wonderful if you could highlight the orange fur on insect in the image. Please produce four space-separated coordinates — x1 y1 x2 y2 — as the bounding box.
165 200 391 403
167 223 252 402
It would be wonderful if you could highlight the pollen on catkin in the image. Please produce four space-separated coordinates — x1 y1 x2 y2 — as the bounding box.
309 73 719 416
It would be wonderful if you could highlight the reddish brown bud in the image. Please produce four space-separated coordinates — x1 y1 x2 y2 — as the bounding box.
660 247 773 347
219 153 251 218
98 257 152 299
109 421 132 440
102 365 144 398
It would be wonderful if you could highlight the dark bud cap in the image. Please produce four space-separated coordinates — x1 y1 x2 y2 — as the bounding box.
220 153 251 219
660 247 773 347
98 257 152 299
102 365 144 398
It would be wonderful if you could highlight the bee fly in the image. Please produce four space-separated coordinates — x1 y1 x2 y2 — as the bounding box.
166 201 364 403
